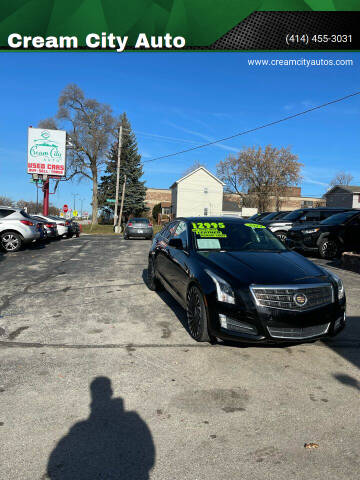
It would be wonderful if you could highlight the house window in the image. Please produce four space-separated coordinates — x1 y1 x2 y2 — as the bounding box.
204 187 208 194
301 200 313 208
204 208 208 216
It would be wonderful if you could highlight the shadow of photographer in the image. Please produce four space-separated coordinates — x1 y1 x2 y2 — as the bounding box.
46 376 155 479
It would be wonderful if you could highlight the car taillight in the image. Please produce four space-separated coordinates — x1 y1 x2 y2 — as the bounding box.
65 221 70 226
128 222 132 226
20 220 34 226
148 223 153 227
45 223 53 228
59 223 65 226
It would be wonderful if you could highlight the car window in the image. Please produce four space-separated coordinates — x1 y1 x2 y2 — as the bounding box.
320 210 343 220
0 209 15 218
160 222 175 240
282 209 304 221
320 211 357 225
302 211 321 222
131 218 149 223
174 221 188 249
349 215 360 226
192 220 286 252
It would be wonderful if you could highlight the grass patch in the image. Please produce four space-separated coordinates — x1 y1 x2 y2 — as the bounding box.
81 224 119 235
81 223 165 236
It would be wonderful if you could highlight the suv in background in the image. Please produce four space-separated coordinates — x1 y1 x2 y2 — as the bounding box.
267 207 351 242
259 211 291 225
0 206 41 252
287 209 360 258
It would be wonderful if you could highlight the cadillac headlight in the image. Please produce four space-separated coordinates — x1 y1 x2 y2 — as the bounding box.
302 228 320 234
205 270 235 304
320 267 345 300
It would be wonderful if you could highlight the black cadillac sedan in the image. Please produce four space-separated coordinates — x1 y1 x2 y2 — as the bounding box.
147 217 346 344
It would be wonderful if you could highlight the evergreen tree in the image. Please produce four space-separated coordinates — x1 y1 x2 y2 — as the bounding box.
98 113 147 222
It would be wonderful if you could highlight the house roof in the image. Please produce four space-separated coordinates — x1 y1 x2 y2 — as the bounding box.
169 167 225 189
222 199 241 212
324 185 360 196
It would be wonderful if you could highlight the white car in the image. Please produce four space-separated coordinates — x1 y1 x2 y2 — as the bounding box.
0 206 41 252
35 214 69 237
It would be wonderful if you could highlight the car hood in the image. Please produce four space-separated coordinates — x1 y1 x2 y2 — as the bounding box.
198 250 327 286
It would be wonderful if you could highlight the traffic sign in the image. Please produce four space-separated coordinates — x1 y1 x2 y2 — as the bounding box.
73 210 78 217
63 204 69 213
106 199 116 203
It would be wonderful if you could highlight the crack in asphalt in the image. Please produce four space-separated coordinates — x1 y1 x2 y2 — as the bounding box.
0 340 359 349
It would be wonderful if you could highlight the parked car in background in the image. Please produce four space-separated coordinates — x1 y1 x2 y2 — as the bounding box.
65 219 80 238
247 211 272 222
147 217 346 344
0 206 41 252
259 211 291 225
35 214 68 238
31 216 58 240
124 218 153 239
287 209 360 259
267 207 351 242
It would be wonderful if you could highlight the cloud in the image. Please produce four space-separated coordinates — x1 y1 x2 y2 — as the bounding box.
166 122 240 153
302 176 329 187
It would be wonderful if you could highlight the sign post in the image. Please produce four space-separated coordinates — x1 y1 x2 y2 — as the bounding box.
27 127 66 215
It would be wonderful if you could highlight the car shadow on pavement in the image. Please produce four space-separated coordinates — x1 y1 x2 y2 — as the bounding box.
45 376 156 480
322 315 360 372
142 268 191 336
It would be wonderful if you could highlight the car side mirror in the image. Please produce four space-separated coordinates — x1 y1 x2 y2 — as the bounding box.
168 237 183 249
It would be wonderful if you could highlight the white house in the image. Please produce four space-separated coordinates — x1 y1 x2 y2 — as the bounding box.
170 167 225 217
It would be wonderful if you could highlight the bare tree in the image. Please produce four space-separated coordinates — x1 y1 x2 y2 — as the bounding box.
0 196 14 206
182 160 207 177
39 84 117 225
329 171 354 188
216 145 302 212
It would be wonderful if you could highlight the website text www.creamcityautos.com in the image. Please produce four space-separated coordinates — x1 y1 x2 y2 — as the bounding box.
248 58 354 67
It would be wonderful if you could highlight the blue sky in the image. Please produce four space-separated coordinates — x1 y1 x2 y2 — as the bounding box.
0 52 359 212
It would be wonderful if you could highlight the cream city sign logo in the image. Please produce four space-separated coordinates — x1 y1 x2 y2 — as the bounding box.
293 292 308 307
29 130 62 163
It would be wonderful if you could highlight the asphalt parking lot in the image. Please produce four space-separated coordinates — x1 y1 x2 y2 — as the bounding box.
1 236 360 480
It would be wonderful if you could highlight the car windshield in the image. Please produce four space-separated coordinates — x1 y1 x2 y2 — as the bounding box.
260 212 282 222
192 220 286 252
130 218 149 223
281 209 305 221
320 211 359 225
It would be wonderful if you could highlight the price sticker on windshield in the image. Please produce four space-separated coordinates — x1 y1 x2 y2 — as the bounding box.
192 222 227 238
244 223 266 229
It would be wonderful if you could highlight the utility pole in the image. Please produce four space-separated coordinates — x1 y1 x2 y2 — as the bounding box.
118 175 127 233
42 175 49 215
72 193 79 211
114 124 123 232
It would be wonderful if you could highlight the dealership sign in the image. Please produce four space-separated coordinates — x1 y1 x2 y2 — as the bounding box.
27 128 66 176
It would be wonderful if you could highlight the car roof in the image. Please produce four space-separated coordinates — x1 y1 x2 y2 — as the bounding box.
180 216 249 224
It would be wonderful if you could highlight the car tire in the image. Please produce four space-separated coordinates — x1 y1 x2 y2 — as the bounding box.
275 231 287 243
124 233 129 239
147 257 162 291
186 285 210 342
0 231 23 252
319 238 340 259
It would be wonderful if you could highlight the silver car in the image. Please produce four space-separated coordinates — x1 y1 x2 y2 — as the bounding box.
124 218 153 239
0 206 41 252
35 214 68 237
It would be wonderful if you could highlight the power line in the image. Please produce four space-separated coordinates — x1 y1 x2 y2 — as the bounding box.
143 91 360 163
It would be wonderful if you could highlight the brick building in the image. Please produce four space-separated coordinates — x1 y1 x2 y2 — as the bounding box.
145 175 325 221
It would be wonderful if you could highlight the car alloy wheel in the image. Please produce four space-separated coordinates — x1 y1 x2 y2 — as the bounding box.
275 231 287 243
1 233 21 252
186 285 210 342
319 239 338 259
